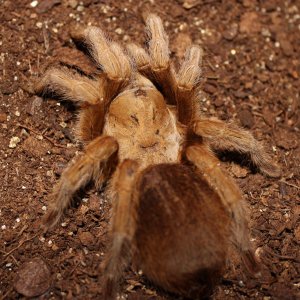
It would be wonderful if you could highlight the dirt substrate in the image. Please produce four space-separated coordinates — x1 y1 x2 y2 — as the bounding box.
0 0 299 299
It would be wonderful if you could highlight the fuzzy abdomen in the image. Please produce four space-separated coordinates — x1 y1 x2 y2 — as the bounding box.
134 164 231 299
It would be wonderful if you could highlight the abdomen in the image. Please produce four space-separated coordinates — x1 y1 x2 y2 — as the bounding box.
134 164 231 299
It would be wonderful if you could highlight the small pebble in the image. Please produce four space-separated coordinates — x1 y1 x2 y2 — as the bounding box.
13 257 51 297
46 170 53 177
238 280 245 287
60 121 67 128
1 225 6 230
30 0 39 8
68 0 78 8
9 136 21 148
36 22 43 29
115 28 123 35
42 206 47 211
77 5 84 12
230 49 236 55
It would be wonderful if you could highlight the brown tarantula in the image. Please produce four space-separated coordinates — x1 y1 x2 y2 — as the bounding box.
36 14 280 299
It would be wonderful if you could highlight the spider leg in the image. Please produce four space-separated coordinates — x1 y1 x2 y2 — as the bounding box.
43 136 118 230
103 159 139 300
35 67 101 105
126 43 151 76
192 118 281 177
144 14 177 105
176 45 203 125
35 66 108 142
185 144 260 275
128 16 203 125
71 27 132 102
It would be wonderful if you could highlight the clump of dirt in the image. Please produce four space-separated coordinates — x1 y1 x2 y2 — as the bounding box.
0 0 299 299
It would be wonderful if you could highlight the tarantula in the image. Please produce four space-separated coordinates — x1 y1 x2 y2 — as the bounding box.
35 14 280 299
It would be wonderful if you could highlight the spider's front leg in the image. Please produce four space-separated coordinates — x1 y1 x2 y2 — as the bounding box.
71 26 132 101
185 144 260 275
43 136 118 230
36 26 133 142
103 159 139 300
127 14 202 125
127 14 177 105
35 67 107 141
192 118 281 177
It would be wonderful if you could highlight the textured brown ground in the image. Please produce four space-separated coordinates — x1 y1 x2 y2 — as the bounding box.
0 0 299 299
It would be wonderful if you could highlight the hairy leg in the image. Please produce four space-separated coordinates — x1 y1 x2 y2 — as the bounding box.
176 46 203 125
185 144 260 275
35 67 101 105
43 136 118 230
127 15 203 124
126 43 152 77
103 159 139 300
35 66 108 142
71 27 132 101
193 118 281 177
145 14 177 105
37 26 133 142
77 104 105 142
126 14 178 104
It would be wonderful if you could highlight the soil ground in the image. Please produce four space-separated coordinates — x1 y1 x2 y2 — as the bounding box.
0 0 299 299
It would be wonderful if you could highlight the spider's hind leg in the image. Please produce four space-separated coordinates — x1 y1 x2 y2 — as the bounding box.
185 144 260 275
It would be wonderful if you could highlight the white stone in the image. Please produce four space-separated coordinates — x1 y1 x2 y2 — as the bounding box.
30 0 39 8
9 136 20 148
115 28 123 35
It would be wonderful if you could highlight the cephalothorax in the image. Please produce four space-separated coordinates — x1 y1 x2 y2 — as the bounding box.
36 14 280 299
